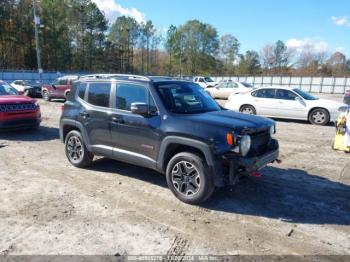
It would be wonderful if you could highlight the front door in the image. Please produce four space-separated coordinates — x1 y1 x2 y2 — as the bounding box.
275 89 307 119
110 82 161 168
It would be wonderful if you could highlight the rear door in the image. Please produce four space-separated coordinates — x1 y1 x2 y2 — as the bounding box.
78 82 113 156
251 88 277 116
110 82 161 167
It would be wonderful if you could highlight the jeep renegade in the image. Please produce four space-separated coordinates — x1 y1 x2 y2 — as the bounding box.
60 75 279 204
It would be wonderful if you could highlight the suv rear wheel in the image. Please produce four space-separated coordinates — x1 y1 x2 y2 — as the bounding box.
65 130 93 168
166 152 215 204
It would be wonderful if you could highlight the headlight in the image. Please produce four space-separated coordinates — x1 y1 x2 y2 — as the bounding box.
239 135 251 156
270 125 276 136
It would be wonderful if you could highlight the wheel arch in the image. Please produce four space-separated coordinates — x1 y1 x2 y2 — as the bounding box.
157 136 214 173
60 119 91 147
308 107 330 119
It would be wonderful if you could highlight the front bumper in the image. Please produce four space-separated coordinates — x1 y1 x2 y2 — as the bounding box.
0 118 41 131
237 143 279 173
212 139 279 186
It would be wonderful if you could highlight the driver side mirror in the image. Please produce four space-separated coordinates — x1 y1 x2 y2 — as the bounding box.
131 102 149 117
295 96 302 102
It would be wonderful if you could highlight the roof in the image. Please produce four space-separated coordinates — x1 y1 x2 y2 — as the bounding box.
78 74 189 83
258 85 296 90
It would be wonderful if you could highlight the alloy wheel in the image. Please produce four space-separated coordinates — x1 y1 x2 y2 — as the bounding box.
312 111 326 124
66 136 83 162
171 161 201 197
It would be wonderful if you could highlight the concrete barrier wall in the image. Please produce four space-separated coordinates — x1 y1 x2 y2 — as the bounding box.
212 76 350 94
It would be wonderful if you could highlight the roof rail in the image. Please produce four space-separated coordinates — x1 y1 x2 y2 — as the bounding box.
79 74 150 81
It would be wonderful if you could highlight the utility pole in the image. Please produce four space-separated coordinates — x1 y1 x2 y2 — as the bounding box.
32 0 42 82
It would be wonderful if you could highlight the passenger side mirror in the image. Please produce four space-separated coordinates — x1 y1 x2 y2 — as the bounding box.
295 96 302 102
131 102 149 117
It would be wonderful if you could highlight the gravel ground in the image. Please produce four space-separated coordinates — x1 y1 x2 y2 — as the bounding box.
0 94 349 256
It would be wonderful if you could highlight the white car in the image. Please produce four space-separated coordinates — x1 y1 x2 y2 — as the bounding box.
206 81 255 99
193 76 218 88
225 86 347 125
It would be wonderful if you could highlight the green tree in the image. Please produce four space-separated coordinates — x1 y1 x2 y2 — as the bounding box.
220 34 240 75
237 50 261 75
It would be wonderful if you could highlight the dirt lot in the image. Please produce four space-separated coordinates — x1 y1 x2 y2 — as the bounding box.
0 94 350 256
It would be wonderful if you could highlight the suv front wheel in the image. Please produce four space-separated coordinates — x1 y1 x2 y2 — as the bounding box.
65 130 94 168
166 152 215 204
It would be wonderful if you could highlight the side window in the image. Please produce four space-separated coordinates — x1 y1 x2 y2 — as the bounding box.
116 83 148 111
227 82 238 88
52 79 60 85
255 89 276 99
199 78 205 83
59 79 68 85
88 82 111 107
78 83 87 99
276 89 298 100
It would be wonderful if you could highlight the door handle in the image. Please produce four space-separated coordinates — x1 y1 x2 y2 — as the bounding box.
80 111 89 118
111 116 124 124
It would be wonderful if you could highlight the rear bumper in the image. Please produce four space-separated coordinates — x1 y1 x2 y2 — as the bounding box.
0 118 41 131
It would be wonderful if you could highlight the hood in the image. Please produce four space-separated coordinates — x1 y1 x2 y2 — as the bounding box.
0 95 36 104
312 99 347 110
181 110 274 132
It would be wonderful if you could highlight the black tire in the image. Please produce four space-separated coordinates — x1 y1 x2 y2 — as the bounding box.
42 91 51 101
239 104 256 115
65 91 70 99
65 130 94 168
166 152 215 205
309 108 330 125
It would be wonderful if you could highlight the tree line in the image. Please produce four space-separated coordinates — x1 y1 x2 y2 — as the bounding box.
1 0 350 77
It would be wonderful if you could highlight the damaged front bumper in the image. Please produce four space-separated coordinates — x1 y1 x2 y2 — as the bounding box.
212 139 279 186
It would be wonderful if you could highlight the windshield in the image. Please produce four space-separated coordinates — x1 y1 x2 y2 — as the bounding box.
0 83 19 95
155 82 221 114
293 88 318 100
204 77 214 82
241 82 254 88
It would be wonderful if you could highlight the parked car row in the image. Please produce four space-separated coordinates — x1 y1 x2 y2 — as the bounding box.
0 74 348 204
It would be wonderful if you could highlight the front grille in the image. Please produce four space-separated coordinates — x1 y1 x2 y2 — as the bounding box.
0 103 37 112
248 130 271 157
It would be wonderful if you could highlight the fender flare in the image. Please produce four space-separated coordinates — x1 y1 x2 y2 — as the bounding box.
156 136 214 172
59 119 91 147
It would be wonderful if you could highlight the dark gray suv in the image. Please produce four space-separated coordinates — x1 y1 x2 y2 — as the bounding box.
60 74 279 204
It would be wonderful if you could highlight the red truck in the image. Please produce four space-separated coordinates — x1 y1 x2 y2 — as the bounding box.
0 81 41 130
41 75 78 101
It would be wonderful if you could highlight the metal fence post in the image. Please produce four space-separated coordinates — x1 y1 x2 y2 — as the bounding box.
310 76 313 92
332 77 336 94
